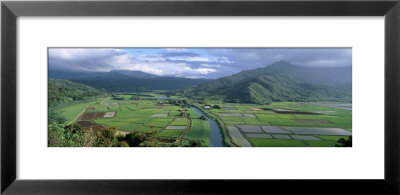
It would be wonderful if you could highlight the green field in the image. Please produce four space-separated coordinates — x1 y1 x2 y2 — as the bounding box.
182 108 210 146
249 138 308 147
158 129 184 138
60 102 94 125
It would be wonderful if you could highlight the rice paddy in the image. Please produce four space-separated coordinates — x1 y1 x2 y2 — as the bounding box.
261 126 291 134
237 125 263 133
282 127 352 136
227 126 252 147
246 133 273 139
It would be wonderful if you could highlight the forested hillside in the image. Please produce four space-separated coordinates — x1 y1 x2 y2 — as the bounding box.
48 79 105 106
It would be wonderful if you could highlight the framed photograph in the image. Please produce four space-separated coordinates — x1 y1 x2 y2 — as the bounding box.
2 0 400 194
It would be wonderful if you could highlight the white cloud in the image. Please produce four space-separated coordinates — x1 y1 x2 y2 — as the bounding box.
200 64 222 68
109 53 130 64
128 64 164 75
137 56 166 62
195 68 216 74
49 48 123 60
217 56 234 63
187 57 209 62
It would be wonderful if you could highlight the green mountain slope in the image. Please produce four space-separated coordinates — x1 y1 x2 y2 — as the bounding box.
48 79 105 106
172 61 351 104
266 61 352 89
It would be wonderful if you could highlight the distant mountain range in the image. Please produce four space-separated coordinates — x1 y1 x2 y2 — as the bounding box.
49 70 210 92
171 61 352 104
49 61 352 103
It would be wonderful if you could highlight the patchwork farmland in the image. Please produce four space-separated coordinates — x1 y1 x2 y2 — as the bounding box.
200 101 352 147
54 93 351 147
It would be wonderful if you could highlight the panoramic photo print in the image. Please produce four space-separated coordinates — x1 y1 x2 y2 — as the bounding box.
48 48 352 147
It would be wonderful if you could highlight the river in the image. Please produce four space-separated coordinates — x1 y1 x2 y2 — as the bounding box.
192 106 224 147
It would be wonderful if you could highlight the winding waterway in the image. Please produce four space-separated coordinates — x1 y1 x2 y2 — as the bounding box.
192 107 224 147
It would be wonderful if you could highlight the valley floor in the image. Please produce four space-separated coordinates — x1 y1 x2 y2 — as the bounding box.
54 93 352 147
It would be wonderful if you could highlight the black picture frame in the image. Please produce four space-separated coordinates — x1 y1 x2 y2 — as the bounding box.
1 0 400 194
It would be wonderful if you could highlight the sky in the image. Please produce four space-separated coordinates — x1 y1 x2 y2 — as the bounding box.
49 48 352 79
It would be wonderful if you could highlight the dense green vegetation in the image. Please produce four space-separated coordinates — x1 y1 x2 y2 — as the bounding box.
48 79 105 106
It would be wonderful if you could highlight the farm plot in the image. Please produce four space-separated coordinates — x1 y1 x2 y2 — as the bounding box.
170 118 189 126
237 125 263 133
104 112 116 117
222 107 237 110
220 113 243 117
79 112 105 120
151 113 168 117
246 133 272 139
158 129 184 138
271 134 292 140
310 103 352 110
242 114 256 118
166 126 187 130
147 119 172 128
249 138 308 147
282 127 352 136
76 121 106 132
220 116 244 125
261 126 291 134
227 126 252 147
103 101 119 106
292 119 331 124
241 117 264 125
219 113 255 118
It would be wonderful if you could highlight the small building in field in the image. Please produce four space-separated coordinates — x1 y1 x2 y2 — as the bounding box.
204 105 211 109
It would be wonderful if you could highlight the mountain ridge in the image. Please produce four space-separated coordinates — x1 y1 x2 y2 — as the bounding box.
171 61 351 104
